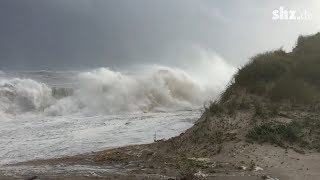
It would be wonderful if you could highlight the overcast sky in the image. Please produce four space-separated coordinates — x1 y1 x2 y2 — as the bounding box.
0 0 319 70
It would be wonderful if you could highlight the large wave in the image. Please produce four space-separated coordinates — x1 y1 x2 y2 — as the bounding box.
0 78 53 119
0 63 235 117
45 66 212 115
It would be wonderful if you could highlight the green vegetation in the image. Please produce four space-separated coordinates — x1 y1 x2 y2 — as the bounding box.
294 32 320 55
270 76 317 103
234 49 289 89
217 32 320 108
247 117 320 151
207 100 224 115
246 121 301 146
205 32 320 150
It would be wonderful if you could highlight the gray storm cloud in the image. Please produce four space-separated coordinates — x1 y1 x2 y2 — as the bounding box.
0 0 319 70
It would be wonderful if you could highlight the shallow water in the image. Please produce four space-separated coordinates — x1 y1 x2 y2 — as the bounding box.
0 110 199 164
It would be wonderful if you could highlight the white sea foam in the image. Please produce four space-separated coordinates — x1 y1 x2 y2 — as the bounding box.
0 63 235 117
0 78 53 116
59 66 208 114
0 56 236 164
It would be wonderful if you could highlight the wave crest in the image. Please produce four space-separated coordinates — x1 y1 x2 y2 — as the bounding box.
45 67 208 115
0 64 231 116
0 78 53 115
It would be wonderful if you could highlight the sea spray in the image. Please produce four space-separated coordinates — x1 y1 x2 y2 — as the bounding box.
0 63 235 117
0 78 53 115
45 66 212 115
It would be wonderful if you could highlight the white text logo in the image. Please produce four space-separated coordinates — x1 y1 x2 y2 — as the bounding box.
272 7 312 21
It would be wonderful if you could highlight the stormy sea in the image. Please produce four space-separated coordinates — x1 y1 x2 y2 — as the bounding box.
0 64 234 164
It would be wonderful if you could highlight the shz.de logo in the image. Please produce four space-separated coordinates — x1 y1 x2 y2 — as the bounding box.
272 6 312 21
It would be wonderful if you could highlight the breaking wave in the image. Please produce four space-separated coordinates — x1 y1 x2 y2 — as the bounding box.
45 66 212 115
0 64 235 117
0 78 53 119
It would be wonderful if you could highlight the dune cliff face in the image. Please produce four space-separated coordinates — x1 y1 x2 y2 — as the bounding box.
171 32 320 155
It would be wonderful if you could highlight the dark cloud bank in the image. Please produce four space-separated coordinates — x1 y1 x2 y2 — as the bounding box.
0 0 319 70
